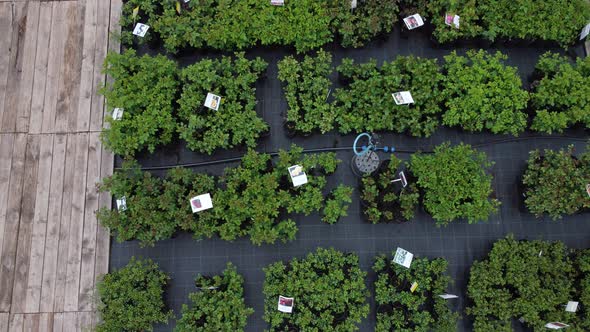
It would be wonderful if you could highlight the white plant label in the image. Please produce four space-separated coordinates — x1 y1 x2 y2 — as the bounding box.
271 0 284 5
190 193 213 213
545 322 569 329
204 93 221 111
580 23 590 40
351 0 357 9
112 108 124 120
392 91 414 105
278 296 294 313
565 301 579 312
288 165 308 187
393 247 413 268
403 14 425 30
445 13 460 29
439 294 458 299
116 197 127 211
133 23 150 37
586 184 590 198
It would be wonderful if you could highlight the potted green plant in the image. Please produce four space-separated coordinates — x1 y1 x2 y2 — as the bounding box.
322 184 354 224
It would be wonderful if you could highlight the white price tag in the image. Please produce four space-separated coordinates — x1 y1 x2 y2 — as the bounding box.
204 93 221 111
133 23 150 37
403 14 425 30
112 108 124 120
190 193 213 213
288 165 308 187
393 247 413 268
116 197 127 211
392 91 414 105
278 296 294 313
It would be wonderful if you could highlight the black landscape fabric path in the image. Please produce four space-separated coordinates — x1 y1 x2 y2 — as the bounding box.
109 27 590 332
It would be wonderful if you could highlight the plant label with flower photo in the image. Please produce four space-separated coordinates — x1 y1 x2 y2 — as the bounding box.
112 108 124 120
580 23 590 40
392 91 414 105
277 296 294 313
445 13 460 29
439 294 458 299
190 193 213 213
288 165 308 187
116 197 127 211
133 23 150 37
393 247 413 268
545 322 569 329
403 14 424 30
565 301 579 312
204 93 221 111
271 0 284 6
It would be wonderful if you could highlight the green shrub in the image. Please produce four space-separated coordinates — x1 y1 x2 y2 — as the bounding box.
530 53 590 133
96 258 172 332
410 143 500 225
427 0 484 43
177 53 269 154
441 50 529 135
278 50 335 135
373 253 458 332
334 55 443 136
100 50 179 157
337 0 399 48
522 145 590 219
263 248 369 331
322 184 354 224
175 263 253 332
361 156 420 224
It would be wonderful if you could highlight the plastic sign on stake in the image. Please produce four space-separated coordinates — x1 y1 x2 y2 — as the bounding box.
392 91 414 105
439 294 458 299
271 0 284 6
445 13 460 29
116 197 127 211
204 93 221 111
393 247 413 268
545 322 569 330
390 171 408 188
351 0 357 9
565 301 579 313
112 108 124 120
410 282 418 293
133 23 150 37
580 23 590 40
277 296 294 313
190 193 213 213
403 14 425 30
132 6 139 19
586 184 590 198
288 165 308 187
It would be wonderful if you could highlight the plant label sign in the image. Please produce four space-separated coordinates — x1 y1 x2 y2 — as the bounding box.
271 0 284 6
393 247 413 268
403 14 424 30
116 197 127 211
445 13 460 29
190 193 213 213
586 184 590 198
410 282 418 293
351 0 357 9
545 322 569 329
278 296 294 313
439 294 458 299
204 93 221 111
565 301 579 312
390 171 408 187
133 23 150 37
392 91 414 105
112 108 124 120
580 23 590 40
288 165 308 187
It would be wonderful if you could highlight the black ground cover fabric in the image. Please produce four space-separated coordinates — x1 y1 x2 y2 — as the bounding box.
110 27 590 331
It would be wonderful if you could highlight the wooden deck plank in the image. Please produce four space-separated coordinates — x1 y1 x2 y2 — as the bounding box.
27 2 53 135
0 134 27 312
61 313 76 332
24 135 54 313
54 2 84 134
75 0 97 132
8 314 23 332
40 2 67 134
0 313 7 332
22 314 39 332
0 4 14 129
89 0 109 131
95 144 113 284
1 2 28 133
78 133 100 311
11 135 41 313
37 313 52 332
0 134 15 282
52 313 63 332
39 134 66 313
77 311 92 332
52 134 77 312
63 133 90 312
15 2 41 133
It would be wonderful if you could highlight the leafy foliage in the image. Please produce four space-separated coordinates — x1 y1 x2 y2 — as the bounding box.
322 184 354 224
177 53 268 154
263 248 369 331
96 258 172 332
530 53 590 133
522 145 590 219
175 263 253 332
410 143 500 225
100 50 179 157
441 50 529 135
427 0 483 43
373 253 458 332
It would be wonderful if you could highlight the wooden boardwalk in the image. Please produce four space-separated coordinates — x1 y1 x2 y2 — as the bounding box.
0 0 120 330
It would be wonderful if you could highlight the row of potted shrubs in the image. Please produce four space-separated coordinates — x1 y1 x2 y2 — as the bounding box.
119 0 590 53
280 50 590 137
97 238 590 332
98 146 353 247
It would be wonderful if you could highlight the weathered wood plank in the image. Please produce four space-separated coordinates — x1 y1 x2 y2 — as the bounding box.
0 313 8 332
54 2 84 133
0 134 15 282
0 134 27 312
63 133 89 312
75 0 97 132
52 134 77 312
22 314 39 332
37 313 52 332
39 134 66 313
52 313 63 332
11 135 41 313
61 313 76 332
0 4 14 129
8 314 23 332
89 0 110 131
78 133 100 311
77 311 92 332
95 144 112 285
24 134 54 313
27 2 53 135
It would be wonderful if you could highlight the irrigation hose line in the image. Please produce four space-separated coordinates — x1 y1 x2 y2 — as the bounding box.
122 135 589 171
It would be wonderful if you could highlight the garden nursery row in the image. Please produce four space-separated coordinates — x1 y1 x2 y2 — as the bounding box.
97 238 590 332
121 0 590 52
98 143 590 247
